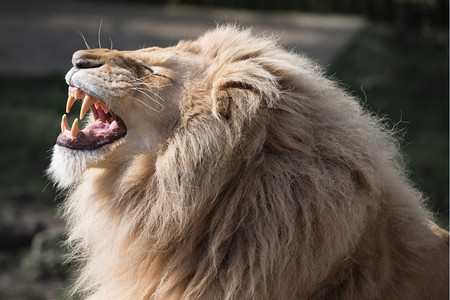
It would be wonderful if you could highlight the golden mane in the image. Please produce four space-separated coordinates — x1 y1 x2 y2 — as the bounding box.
53 26 448 299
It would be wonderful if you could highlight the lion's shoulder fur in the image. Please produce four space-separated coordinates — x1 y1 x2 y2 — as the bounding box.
61 26 448 299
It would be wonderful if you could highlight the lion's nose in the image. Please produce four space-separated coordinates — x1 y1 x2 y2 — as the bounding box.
72 58 102 69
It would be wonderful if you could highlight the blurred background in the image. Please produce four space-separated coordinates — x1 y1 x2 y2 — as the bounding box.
0 0 448 298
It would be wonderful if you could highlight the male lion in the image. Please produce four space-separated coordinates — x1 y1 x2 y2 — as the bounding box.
48 26 448 299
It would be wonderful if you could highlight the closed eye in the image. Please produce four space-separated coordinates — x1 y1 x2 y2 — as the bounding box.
143 65 154 73
141 65 173 82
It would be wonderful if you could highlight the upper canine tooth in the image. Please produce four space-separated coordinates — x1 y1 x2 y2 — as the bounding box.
80 95 96 120
66 95 77 114
61 114 70 133
71 118 79 137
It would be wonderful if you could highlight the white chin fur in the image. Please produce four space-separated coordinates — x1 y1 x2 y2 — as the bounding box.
47 144 106 189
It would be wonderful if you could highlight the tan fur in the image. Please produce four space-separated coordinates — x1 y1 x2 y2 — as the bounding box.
49 26 449 299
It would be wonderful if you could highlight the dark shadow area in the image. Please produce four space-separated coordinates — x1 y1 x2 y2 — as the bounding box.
328 24 449 227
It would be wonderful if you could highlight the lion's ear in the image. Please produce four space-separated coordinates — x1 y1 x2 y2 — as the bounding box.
212 81 259 120
211 63 279 120
212 88 232 120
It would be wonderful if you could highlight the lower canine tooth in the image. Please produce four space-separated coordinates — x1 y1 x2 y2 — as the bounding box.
61 114 70 133
71 118 79 137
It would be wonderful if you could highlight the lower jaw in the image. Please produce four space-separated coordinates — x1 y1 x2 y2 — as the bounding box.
48 140 125 188
56 138 119 151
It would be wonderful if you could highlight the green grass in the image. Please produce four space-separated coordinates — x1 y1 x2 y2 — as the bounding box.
328 24 449 227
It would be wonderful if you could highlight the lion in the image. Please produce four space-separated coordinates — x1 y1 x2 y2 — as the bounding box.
48 25 449 299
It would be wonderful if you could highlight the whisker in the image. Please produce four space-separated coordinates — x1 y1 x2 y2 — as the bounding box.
131 74 174 89
134 87 166 103
130 95 164 113
133 85 165 104
135 88 168 107
134 89 165 109
130 75 173 109
98 18 104 49
132 75 152 83
74 27 91 50
109 36 114 50
136 74 155 81
130 78 149 87
131 78 154 92
132 77 173 90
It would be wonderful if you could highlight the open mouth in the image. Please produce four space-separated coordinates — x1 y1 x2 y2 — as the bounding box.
56 86 127 150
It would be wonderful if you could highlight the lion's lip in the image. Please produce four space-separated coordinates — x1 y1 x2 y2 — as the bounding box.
56 87 127 150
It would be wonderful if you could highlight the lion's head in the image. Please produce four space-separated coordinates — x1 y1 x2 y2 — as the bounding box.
48 26 448 300
47 43 188 187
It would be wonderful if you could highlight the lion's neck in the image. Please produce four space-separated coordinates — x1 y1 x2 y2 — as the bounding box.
64 153 213 298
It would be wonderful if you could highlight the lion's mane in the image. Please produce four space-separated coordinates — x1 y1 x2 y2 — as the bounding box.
60 26 448 299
